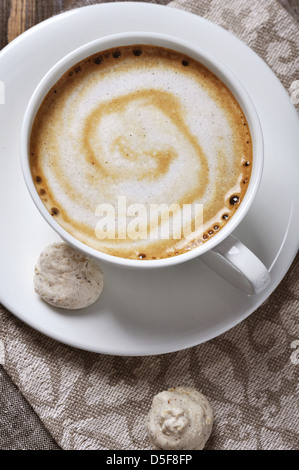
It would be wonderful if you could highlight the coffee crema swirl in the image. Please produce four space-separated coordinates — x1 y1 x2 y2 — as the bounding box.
30 45 252 260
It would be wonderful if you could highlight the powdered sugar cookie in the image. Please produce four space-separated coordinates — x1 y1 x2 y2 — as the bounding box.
34 243 103 309
147 386 213 450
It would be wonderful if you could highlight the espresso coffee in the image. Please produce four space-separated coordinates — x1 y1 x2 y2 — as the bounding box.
30 44 252 260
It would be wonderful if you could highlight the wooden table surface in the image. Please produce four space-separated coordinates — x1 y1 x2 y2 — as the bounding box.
1 0 72 49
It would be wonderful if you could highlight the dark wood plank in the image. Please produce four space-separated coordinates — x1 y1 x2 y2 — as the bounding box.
7 0 35 44
0 0 12 51
1 0 76 50
33 0 76 28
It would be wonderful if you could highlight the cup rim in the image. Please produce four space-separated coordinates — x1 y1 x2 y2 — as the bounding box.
20 31 264 268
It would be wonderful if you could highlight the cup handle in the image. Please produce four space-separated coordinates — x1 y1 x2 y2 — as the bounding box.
201 234 270 295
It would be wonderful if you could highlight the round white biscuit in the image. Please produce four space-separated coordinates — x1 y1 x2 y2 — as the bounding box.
147 386 213 450
34 242 103 309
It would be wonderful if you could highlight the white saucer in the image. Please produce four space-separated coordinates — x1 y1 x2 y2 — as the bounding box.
0 2 298 356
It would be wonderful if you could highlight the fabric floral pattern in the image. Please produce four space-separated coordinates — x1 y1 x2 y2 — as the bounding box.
170 0 299 111
0 254 298 450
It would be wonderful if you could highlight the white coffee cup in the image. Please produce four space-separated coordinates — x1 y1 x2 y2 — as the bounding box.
21 32 270 295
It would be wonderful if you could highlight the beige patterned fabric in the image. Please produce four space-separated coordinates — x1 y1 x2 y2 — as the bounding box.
0 0 298 450
170 0 299 111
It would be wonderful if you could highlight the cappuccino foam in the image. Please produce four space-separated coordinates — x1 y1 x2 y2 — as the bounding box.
30 45 252 260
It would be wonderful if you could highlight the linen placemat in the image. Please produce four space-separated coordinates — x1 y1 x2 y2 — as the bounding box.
0 0 298 450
